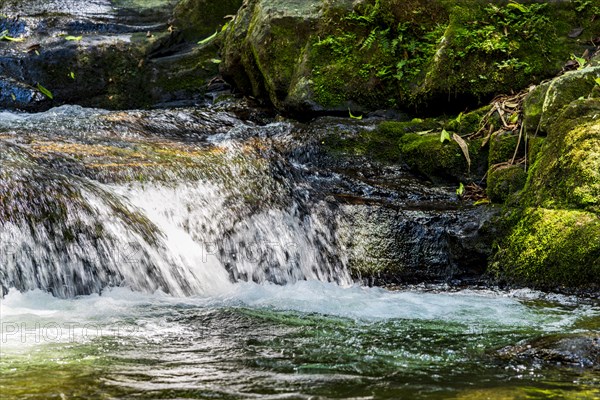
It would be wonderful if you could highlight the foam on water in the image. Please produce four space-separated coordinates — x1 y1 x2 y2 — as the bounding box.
2 281 596 354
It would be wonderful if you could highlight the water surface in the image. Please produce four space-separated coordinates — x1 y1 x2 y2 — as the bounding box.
1 282 599 399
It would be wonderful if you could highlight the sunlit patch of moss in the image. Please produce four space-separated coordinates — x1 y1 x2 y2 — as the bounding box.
523 102 600 213
491 207 600 290
523 67 600 135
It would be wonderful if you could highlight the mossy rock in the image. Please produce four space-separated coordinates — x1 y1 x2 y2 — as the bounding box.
527 136 545 165
488 132 520 167
491 64 600 291
491 207 600 290
420 0 590 107
444 106 492 135
173 0 243 41
524 100 600 213
523 66 600 135
323 118 441 163
222 0 600 115
221 0 326 109
486 165 526 203
398 132 486 183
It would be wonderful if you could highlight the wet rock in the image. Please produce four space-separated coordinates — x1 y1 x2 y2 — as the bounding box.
173 0 243 41
293 116 500 284
339 203 498 284
498 334 600 369
0 0 224 111
0 76 45 108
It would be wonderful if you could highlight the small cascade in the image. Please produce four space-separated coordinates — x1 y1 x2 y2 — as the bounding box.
0 102 495 298
0 105 352 297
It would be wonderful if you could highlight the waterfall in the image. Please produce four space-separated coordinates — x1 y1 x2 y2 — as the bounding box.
0 106 352 297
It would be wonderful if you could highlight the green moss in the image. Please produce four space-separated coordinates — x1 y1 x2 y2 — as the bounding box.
323 118 441 163
527 136 545 165
488 132 519 167
522 82 549 134
309 0 448 109
524 67 600 134
399 132 485 183
250 21 311 108
424 0 600 105
491 61 600 291
173 0 243 41
491 207 600 289
223 0 600 113
486 165 526 203
323 127 400 163
444 106 491 135
524 102 600 213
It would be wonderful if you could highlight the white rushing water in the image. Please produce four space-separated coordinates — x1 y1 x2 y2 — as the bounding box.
0 103 351 296
2 281 597 354
0 178 351 297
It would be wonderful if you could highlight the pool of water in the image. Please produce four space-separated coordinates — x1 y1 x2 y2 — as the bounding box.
1 281 598 399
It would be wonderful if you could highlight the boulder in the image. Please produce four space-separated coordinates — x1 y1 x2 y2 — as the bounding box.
173 0 243 41
0 0 225 111
221 0 600 116
499 334 600 369
492 80 600 290
523 67 600 134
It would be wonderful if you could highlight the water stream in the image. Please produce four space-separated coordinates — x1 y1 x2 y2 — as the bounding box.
0 104 599 399
1 284 599 399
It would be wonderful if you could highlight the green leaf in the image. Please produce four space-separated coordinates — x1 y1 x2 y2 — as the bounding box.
64 35 82 41
456 182 465 197
198 30 218 45
348 108 363 120
0 29 25 42
473 199 491 205
440 129 450 143
210 58 222 64
454 112 463 125
507 1 528 13
10 93 16 101
69 71 76 79
595 77 600 87
571 54 586 70
36 83 53 100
